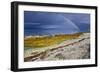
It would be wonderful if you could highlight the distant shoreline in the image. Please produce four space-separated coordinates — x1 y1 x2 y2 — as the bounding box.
24 32 90 38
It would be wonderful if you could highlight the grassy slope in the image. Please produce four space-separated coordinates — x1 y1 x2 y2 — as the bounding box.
24 33 83 48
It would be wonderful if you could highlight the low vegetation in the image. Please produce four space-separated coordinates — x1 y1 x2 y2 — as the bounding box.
24 32 83 48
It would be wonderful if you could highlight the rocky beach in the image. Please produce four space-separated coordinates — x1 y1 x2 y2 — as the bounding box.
24 33 90 62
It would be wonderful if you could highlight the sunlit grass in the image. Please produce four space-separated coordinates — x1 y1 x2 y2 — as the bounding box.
24 32 83 48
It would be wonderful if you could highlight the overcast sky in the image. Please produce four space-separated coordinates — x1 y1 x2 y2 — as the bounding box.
24 11 90 36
